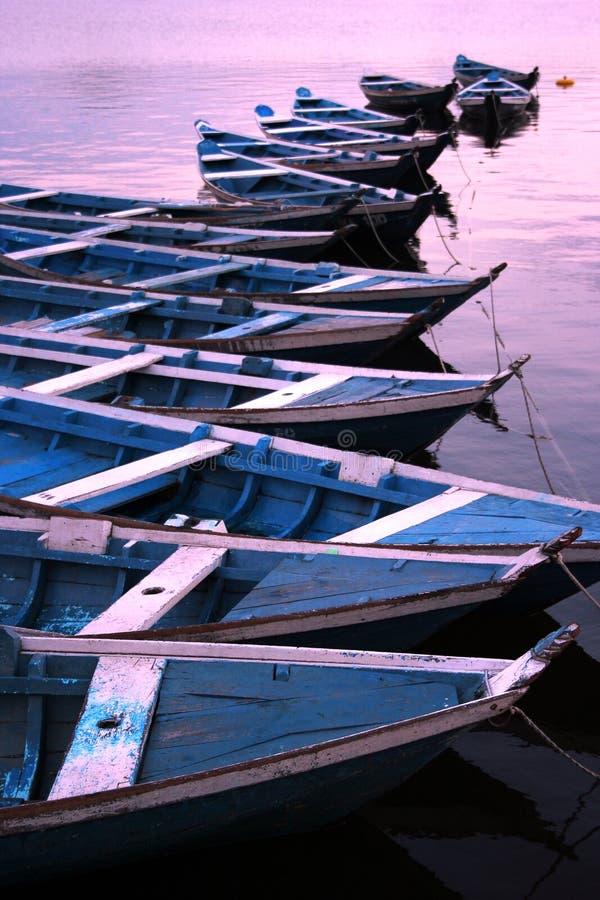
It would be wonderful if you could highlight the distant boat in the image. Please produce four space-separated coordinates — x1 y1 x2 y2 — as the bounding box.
453 54 540 90
0 222 506 315
0 323 529 456
291 86 421 134
0 275 451 366
195 140 438 250
194 118 451 192
0 620 580 883
0 497 577 648
456 72 533 125
0 389 599 611
358 73 459 114
254 105 434 156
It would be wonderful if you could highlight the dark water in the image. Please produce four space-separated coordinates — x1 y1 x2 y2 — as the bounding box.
1 1 599 894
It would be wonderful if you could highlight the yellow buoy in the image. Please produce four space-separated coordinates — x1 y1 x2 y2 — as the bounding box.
556 75 575 87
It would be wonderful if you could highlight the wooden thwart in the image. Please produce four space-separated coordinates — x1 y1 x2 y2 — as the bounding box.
78 545 227 634
5 239 92 261
127 260 250 290
330 488 486 543
233 373 349 410
48 655 166 799
24 439 232 506
0 189 60 203
200 310 304 340
36 298 164 332
100 206 159 218
207 169 283 179
25 350 164 395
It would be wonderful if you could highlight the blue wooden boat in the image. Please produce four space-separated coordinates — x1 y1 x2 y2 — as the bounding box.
0 205 356 264
358 73 459 114
0 389 598 610
455 72 533 123
0 498 576 648
0 620 580 883
254 105 433 156
0 275 449 366
195 141 438 250
291 87 420 134
194 118 451 192
453 54 540 90
0 223 506 315
0 181 364 234
0 323 529 456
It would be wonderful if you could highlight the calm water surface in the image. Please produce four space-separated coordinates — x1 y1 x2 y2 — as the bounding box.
1 1 599 895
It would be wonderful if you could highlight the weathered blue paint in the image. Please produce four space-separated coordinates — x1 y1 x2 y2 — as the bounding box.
0 624 577 883
0 516 516 645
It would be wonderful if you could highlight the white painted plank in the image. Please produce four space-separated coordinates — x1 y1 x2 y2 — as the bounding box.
295 274 380 293
0 189 59 203
232 373 349 410
329 488 486 543
25 350 164 395
48 655 166 798
5 239 91 261
205 169 283 179
71 223 132 238
100 206 159 218
24 438 232 505
127 261 249 290
78 545 227 634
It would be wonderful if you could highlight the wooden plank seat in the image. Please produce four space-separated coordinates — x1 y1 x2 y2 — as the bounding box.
25 350 165 395
295 106 353 113
238 188 357 201
100 206 159 218
47 654 166 799
201 310 305 340
23 438 232 506
295 274 389 293
5 239 92 261
329 488 486 544
233 373 349 410
36 297 164 332
206 169 286 179
78 545 228 634
0 189 60 204
127 261 250 290
71 223 133 238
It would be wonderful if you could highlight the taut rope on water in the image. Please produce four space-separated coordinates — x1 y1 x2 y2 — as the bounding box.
509 706 600 779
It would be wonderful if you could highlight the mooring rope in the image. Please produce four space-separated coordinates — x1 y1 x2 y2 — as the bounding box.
554 552 600 610
509 706 600 779
412 152 462 266
473 296 592 499
424 324 448 372
357 196 403 264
